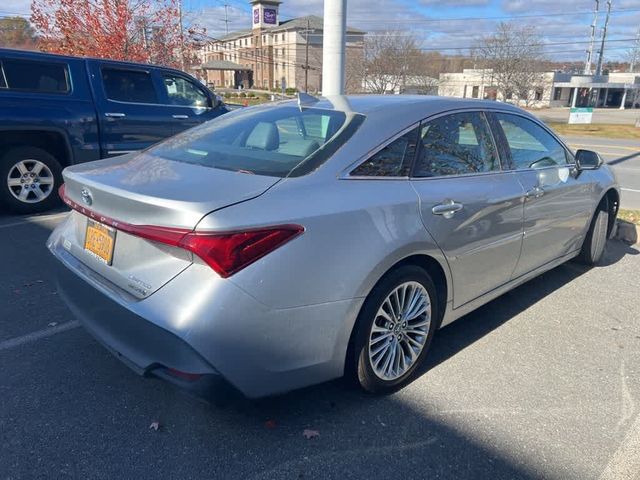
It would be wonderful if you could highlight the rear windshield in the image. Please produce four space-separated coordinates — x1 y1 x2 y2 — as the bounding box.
149 105 363 177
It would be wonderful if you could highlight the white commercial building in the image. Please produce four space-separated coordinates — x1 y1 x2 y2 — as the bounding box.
439 69 640 109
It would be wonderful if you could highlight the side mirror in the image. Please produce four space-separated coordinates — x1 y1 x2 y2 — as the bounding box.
575 149 603 171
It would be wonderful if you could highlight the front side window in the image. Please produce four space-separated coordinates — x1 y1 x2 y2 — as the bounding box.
162 74 209 107
1 59 69 93
351 128 418 177
102 68 158 104
0 65 6 89
496 113 568 169
414 112 499 177
150 106 361 177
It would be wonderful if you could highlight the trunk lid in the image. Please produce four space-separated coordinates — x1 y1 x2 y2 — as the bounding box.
63 151 279 228
60 152 279 299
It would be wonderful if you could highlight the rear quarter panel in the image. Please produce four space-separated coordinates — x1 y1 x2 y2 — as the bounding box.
197 175 452 310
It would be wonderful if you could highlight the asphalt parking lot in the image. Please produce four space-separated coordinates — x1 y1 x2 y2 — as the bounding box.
1 208 639 480
563 135 640 210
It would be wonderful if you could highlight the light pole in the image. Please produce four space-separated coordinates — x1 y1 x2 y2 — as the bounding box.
322 0 347 95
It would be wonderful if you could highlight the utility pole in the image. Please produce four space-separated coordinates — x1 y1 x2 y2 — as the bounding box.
178 0 185 70
595 0 612 76
630 26 640 72
223 3 230 35
302 18 311 93
584 0 599 74
322 0 347 95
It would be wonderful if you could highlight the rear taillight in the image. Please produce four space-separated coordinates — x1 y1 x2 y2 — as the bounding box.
59 182 303 277
179 226 304 277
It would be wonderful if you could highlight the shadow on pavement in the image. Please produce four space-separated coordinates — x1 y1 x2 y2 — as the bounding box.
608 150 640 166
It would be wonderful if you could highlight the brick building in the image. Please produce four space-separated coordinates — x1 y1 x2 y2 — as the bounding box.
198 0 364 92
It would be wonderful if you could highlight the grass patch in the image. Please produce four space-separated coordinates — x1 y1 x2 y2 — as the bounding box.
618 209 640 225
547 123 640 140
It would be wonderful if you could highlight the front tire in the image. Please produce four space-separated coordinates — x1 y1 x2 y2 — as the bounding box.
0 147 63 214
577 197 609 265
352 265 439 394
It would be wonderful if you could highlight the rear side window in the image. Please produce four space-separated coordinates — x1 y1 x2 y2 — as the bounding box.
102 68 158 104
414 112 499 177
1 59 69 93
351 128 418 177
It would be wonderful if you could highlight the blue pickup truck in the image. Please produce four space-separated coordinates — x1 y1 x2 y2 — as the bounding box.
0 48 228 213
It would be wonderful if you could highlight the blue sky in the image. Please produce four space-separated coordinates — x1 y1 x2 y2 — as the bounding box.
2 0 638 61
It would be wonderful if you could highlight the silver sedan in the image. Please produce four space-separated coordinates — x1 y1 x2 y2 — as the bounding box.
48 95 620 398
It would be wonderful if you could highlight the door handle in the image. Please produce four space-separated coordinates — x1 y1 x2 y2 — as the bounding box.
104 112 126 118
432 199 463 219
172 114 189 119
525 186 545 199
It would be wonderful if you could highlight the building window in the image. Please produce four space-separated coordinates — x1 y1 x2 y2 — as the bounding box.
281 33 285 41
472 86 479 98
553 88 562 101
534 88 543 101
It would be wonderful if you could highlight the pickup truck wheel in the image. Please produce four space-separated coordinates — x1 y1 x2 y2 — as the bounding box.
0 147 63 214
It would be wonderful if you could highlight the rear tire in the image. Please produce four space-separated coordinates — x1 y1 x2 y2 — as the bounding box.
577 197 609 265
351 265 439 394
0 147 63 214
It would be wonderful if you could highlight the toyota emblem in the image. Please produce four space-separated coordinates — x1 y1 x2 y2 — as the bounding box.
80 188 93 206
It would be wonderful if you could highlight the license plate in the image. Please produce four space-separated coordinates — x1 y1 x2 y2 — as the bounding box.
84 219 116 265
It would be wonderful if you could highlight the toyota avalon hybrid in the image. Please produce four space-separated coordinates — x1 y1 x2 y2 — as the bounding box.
47 95 620 398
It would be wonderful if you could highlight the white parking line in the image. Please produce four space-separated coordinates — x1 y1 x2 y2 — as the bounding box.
621 188 640 193
599 413 640 480
0 211 68 229
0 321 80 352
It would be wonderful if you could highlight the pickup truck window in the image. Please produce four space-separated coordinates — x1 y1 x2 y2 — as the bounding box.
102 68 159 104
162 74 209 107
1 59 69 94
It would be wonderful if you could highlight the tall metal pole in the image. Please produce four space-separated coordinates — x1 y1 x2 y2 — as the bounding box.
304 18 310 92
223 4 230 35
630 26 640 72
177 0 185 70
584 0 599 74
322 0 347 95
595 0 612 76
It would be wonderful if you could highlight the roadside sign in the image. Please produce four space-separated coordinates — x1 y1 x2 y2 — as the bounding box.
569 107 593 124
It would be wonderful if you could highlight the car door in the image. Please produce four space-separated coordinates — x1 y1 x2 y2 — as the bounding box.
410 111 525 308
491 112 594 278
89 62 175 156
158 71 224 135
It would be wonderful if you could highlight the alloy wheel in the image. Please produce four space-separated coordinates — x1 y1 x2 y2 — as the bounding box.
368 281 431 381
7 159 55 204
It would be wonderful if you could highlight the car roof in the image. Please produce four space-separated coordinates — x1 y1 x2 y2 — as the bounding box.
311 94 526 116
0 48 183 73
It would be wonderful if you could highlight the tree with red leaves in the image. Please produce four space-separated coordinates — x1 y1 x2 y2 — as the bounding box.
30 0 205 69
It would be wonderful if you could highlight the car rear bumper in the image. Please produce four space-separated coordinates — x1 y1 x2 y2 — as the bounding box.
48 228 363 398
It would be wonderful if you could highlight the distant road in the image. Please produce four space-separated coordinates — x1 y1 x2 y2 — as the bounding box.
562 135 640 210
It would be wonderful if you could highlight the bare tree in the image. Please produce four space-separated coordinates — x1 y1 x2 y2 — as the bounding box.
363 31 419 94
478 22 546 106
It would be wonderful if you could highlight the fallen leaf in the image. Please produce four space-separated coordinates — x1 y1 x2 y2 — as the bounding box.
265 419 277 429
302 429 320 439
149 421 160 431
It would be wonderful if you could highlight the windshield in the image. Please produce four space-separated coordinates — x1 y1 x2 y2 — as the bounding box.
149 105 361 177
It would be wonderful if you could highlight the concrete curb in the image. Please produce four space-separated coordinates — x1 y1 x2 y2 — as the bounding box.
614 219 639 245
